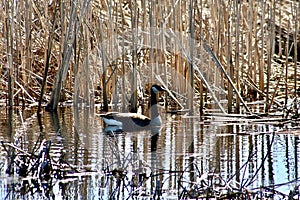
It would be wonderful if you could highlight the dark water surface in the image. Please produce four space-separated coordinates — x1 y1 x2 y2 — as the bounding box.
0 107 299 199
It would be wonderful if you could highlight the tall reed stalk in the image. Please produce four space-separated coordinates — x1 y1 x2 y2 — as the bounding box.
5 1 14 108
259 0 265 97
285 22 290 106
189 0 195 114
129 0 138 113
234 1 241 113
198 0 204 115
226 2 233 113
24 0 32 87
121 7 126 112
265 0 276 113
98 19 108 111
293 2 298 96
38 0 61 113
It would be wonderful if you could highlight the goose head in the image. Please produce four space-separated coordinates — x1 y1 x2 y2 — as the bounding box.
149 84 166 107
151 84 166 94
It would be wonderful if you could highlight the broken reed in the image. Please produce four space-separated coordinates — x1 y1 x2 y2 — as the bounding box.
1 0 299 114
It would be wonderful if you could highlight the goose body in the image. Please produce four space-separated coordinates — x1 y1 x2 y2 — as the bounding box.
100 85 165 131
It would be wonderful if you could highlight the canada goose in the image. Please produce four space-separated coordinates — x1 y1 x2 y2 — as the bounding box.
100 84 166 132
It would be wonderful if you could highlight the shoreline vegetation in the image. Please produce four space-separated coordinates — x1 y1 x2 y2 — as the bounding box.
0 0 299 116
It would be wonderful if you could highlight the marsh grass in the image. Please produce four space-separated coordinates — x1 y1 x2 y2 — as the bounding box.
0 0 299 114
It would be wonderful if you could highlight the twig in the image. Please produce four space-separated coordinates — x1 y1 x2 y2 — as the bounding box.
1 141 36 158
156 75 184 109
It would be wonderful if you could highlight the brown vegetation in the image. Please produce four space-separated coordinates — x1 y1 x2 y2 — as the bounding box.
0 0 299 115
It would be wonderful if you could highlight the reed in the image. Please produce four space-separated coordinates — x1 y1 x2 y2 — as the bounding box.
285 22 290 106
188 0 195 114
38 1 59 113
234 0 241 113
0 0 299 116
225 2 233 113
24 0 32 87
46 1 79 111
197 0 204 115
129 0 138 113
259 0 266 97
6 1 16 108
292 2 299 96
98 18 108 111
121 6 126 112
149 0 154 85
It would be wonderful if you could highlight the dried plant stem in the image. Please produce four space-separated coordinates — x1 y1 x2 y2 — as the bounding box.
285 23 290 106
293 2 298 95
5 1 15 108
265 0 276 113
259 0 265 97
24 0 32 86
226 2 233 113
98 19 108 111
129 0 138 113
234 1 241 113
188 0 195 115
38 1 58 113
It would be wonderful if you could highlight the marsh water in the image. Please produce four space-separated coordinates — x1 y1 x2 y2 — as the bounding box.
0 106 299 199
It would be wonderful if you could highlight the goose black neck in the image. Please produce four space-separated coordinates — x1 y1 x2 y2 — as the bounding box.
150 90 159 119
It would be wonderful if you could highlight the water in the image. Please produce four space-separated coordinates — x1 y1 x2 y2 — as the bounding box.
0 107 299 199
